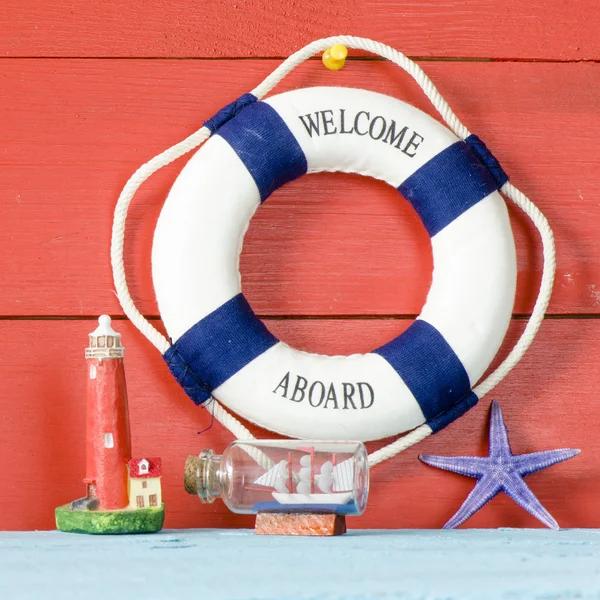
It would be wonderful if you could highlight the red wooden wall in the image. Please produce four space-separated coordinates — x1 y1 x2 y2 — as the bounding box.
1 1 599 531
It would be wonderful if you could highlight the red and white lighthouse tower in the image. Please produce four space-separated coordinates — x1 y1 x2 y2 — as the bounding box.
84 315 132 510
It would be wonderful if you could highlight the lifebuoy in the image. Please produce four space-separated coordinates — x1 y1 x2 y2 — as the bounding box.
152 86 517 442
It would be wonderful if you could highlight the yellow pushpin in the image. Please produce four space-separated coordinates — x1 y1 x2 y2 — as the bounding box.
322 44 348 71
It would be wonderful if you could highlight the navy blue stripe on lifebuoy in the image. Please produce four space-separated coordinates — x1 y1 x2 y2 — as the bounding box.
373 319 478 432
216 101 308 202
164 294 278 406
398 138 504 237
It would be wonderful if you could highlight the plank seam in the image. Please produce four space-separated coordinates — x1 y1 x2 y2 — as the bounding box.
0 314 599 321
1 56 598 63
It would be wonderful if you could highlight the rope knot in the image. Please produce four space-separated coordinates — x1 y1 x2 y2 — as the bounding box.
465 134 509 189
204 93 258 134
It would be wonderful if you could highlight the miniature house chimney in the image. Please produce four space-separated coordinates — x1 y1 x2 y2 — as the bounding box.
84 315 132 510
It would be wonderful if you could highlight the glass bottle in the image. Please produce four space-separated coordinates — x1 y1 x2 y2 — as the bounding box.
184 440 369 516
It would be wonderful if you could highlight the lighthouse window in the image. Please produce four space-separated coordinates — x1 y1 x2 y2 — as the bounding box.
104 433 114 448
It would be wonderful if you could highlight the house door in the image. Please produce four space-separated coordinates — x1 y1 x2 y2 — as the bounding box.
136 495 144 508
149 494 157 507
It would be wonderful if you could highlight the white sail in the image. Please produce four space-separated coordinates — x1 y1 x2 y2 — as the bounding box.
332 458 354 492
253 460 288 488
318 461 334 493
296 454 312 494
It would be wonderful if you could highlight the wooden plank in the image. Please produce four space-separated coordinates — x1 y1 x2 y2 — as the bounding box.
0 317 594 531
2 0 599 60
1 60 599 317
2 530 600 599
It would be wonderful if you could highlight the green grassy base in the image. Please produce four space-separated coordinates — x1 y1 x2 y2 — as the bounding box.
55 503 165 534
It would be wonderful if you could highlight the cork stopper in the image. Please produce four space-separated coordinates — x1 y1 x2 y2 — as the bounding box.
183 450 222 503
85 315 124 359
184 455 201 495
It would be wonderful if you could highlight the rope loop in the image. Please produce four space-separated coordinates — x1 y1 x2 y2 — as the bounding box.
111 36 556 467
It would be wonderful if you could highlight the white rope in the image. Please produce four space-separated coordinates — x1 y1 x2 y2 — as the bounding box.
111 36 555 468
111 127 211 356
473 181 555 399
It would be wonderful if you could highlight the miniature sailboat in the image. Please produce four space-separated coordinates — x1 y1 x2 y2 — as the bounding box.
258 453 354 506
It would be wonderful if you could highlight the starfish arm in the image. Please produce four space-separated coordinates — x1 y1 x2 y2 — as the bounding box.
419 455 489 478
488 400 512 458
502 471 559 530
513 448 581 477
443 474 502 529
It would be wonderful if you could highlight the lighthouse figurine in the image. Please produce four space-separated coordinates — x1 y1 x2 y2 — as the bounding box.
55 315 165 534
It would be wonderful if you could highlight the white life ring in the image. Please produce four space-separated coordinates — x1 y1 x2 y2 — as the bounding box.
152 85 517 442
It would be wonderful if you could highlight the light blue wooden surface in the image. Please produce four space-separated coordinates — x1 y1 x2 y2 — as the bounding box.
1 529 600 599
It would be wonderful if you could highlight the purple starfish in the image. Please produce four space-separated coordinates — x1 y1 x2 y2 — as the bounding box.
420 400 580 530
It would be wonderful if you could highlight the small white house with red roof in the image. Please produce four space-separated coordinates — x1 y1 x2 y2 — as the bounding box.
127 457 163 510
